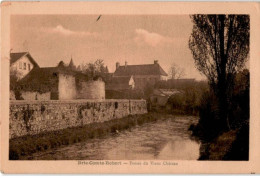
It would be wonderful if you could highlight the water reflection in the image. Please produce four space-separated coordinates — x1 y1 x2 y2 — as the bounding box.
25 115 200 160
157 139 200 160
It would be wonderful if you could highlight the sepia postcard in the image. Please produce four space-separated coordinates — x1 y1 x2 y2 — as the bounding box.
1 1 260 174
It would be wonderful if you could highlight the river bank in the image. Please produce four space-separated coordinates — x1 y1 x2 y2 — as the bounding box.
17 114 199 160
190 121 249 160
10 112 198 160
9 113 154 160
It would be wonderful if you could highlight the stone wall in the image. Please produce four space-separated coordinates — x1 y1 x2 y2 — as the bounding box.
9 99 147 139
58 73 77 100
21 91 51 100
10 90 51 100
77 80 105 99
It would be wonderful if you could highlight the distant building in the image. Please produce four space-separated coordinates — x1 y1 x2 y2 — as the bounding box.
150 89 180 108
13 62 105 100
68 57 76 70
106 75 135 91
10 52 40 79
113 60 168 89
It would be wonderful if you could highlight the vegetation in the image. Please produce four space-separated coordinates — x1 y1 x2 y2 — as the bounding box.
77 59 109 82
188 15 250 160
10 69 24 99
168 86 206 115
189 15 249 131
154 80 209 115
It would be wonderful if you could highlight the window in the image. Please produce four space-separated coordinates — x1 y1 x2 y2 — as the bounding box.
19 62 22 69
28 64 31 71
23 63 26 70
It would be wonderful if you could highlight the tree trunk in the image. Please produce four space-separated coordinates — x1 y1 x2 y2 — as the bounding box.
217 15 229 131
217 80 228 130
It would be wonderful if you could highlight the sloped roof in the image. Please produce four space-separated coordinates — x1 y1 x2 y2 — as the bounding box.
108 76 132 85
18 66 89 92
153 89 180 97
20 66 89 84
68 58 76 70
18 67 59 92
10 52 40 68
114 63 168 76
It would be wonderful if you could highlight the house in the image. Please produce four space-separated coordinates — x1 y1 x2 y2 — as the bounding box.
113 60 168 89
149 89 180 110
106 75 135 91
105 76 137 99
14 61 105 100
10 52 40 79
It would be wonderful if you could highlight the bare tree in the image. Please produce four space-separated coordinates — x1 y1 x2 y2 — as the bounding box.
189 15 249 130
168 63 186 79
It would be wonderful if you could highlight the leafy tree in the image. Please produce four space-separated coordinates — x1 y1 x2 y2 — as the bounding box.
79 59 109 81
10 69 21 90
189 15 249 130
10 69 23 99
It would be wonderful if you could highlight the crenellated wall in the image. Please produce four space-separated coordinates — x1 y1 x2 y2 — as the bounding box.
9 99 147 139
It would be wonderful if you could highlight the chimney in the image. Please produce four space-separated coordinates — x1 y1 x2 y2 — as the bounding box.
154 60 158 64
125 61 128 67
116 62 120 69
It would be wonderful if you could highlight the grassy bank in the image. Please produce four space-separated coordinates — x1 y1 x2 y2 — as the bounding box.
196 122 249 160
10 112 165 160
199 130 237 160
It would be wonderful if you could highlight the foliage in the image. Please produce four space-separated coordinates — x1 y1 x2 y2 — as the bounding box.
192 70 249 142
228 69 249 129
78 59 109 81
167 82 208 115
154 79 208 90
143 83 155 100
10 69 21 90
189 15 250 130
10 69 24 100
189 15 249 89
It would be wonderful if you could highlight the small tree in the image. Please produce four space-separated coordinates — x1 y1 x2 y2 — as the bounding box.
189 15 249 130
10 69 23 100
168 63 185 79
10 69 21 90
80 59 109 81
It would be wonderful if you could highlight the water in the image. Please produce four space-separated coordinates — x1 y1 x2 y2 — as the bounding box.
25 115 200 160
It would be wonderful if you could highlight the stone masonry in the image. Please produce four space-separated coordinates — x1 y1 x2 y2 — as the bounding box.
9 99 147 139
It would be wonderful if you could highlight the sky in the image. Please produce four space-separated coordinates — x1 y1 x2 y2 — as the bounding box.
11 15 205 80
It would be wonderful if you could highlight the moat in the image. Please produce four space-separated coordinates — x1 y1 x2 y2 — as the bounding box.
22 115 200 160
